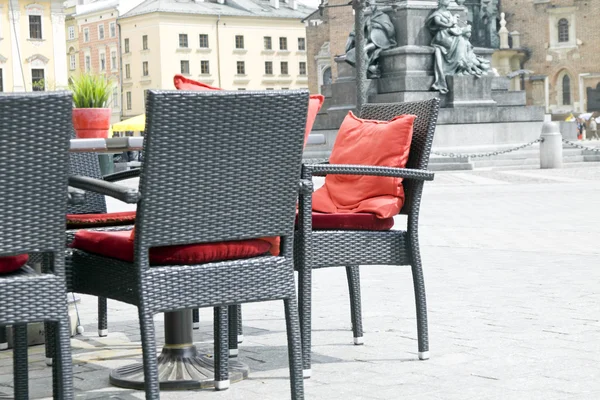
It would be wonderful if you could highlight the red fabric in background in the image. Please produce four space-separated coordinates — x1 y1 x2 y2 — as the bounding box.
0 254 29 274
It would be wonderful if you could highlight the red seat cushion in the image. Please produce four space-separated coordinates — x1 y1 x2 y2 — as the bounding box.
66 211 137 228
295 212 394 231
71 230 272 265
313 112 416 219
0 255 29 274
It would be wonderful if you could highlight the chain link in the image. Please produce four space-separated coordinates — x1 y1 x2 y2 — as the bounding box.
561 139 600 153
431 138 544 159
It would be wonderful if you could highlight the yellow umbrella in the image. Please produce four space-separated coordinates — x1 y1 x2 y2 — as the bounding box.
112 114 146 132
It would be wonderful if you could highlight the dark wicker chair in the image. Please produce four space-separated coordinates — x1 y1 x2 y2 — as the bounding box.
0 92 75 399
295 98 440 377
68 89 307 399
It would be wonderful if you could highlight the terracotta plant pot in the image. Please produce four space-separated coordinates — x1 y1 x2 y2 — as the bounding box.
72 108 112 139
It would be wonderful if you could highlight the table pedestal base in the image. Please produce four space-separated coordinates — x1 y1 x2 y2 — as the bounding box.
110 309 249 390
109 345 249 390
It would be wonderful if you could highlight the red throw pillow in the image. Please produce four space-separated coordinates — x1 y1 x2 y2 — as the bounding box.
173 74 222 91
0 254 29 274
312 111 416 219
172 75 323 148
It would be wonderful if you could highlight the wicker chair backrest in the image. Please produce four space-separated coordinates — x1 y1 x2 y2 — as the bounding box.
0 92 72 256
67 147 107 215
359 98 440 215
134 90 308 250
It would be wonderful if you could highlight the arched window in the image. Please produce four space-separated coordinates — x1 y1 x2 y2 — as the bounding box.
562 74 571 105
558 18 569 43
322 67 332 86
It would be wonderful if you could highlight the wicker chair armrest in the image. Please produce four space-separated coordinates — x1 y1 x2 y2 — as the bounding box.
302 164 435 181
299 179 314 194
67 186 86 205
69 175 140 204
103 168 141 182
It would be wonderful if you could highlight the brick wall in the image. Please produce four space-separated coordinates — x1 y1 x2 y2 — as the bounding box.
502 0 600 112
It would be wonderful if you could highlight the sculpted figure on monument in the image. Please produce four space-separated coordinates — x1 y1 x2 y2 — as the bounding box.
341 3 397 79
426 0 490 94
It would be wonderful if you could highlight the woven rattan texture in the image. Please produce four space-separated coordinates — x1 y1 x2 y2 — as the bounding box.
295 98 440 374
0 92 75 399
69 90 309 400
67 152 106 215
136 90 307 249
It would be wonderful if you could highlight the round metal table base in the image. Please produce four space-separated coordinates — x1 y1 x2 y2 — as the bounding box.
109 345 249 390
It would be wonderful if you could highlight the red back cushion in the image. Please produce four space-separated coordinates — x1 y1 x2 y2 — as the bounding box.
0 255 28 274
173 75 324 148
312 111 416 219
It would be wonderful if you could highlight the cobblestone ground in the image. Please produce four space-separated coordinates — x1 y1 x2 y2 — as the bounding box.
1 164 599 399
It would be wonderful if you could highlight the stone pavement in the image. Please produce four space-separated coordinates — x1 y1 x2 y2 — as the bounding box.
2 164 600 399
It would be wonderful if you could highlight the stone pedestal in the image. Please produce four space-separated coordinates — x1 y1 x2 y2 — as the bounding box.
446 75 496 107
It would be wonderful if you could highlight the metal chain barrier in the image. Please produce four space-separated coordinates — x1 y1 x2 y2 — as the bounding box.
561 138 600 153
431 137 544 159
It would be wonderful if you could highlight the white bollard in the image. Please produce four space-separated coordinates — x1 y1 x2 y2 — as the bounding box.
540 121 563 169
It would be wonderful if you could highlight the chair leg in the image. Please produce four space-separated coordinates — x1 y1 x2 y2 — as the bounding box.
227 305 238 357
192 308 200 330
138 308 160 400
237 304 243 343
298 261 312 378
411 260 429 360
214 307 229 390
284 297 305 400
53 317 75 400
0 326 7 350
13 324 29 400
345 265 364 345
98 297 108 337
44 321 56 366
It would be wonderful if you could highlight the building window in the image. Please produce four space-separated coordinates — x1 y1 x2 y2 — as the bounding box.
68 26 75 40
266 88 274 90
142 61 149 76
280 61 288 75
201 60 210 74
199 34 208 48
264 36 272 50
98 24 105 40
0 69 3 92
124 38 130 53
125 64 131 79
83 28 90 42
126 91 132 110
279 37 287 50
99 52 106 71
112 87 119 107
69 54 76 70
265 61 273 75
181 60 190 74
32 69 44 91
299 61 306 75
179 34 188 48
235 35 244 49
142 35 148 50
29 15 42 39
111 50 117 70
85 54 91 72
110 22 116 38
236 61 245 75
238 88 246 90
558 18 569 43
298 38 306 51
562 74 571 105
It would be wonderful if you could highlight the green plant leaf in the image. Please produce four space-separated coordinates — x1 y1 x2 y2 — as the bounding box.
69 73 111 108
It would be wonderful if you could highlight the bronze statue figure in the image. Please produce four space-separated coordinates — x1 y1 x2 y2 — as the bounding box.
340 3 396 79
426 0 491 94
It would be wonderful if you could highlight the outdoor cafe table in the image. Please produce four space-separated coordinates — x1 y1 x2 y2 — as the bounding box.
70 137 249 390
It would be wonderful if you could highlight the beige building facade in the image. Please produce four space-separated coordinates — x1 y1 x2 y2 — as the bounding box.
118 0 314 117
0 0 67 92
502 0 600 115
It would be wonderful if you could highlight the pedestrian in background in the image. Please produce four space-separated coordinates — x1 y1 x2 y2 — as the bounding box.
590 118 599 140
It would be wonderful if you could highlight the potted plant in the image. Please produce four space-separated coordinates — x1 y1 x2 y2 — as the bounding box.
70 74 112 138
